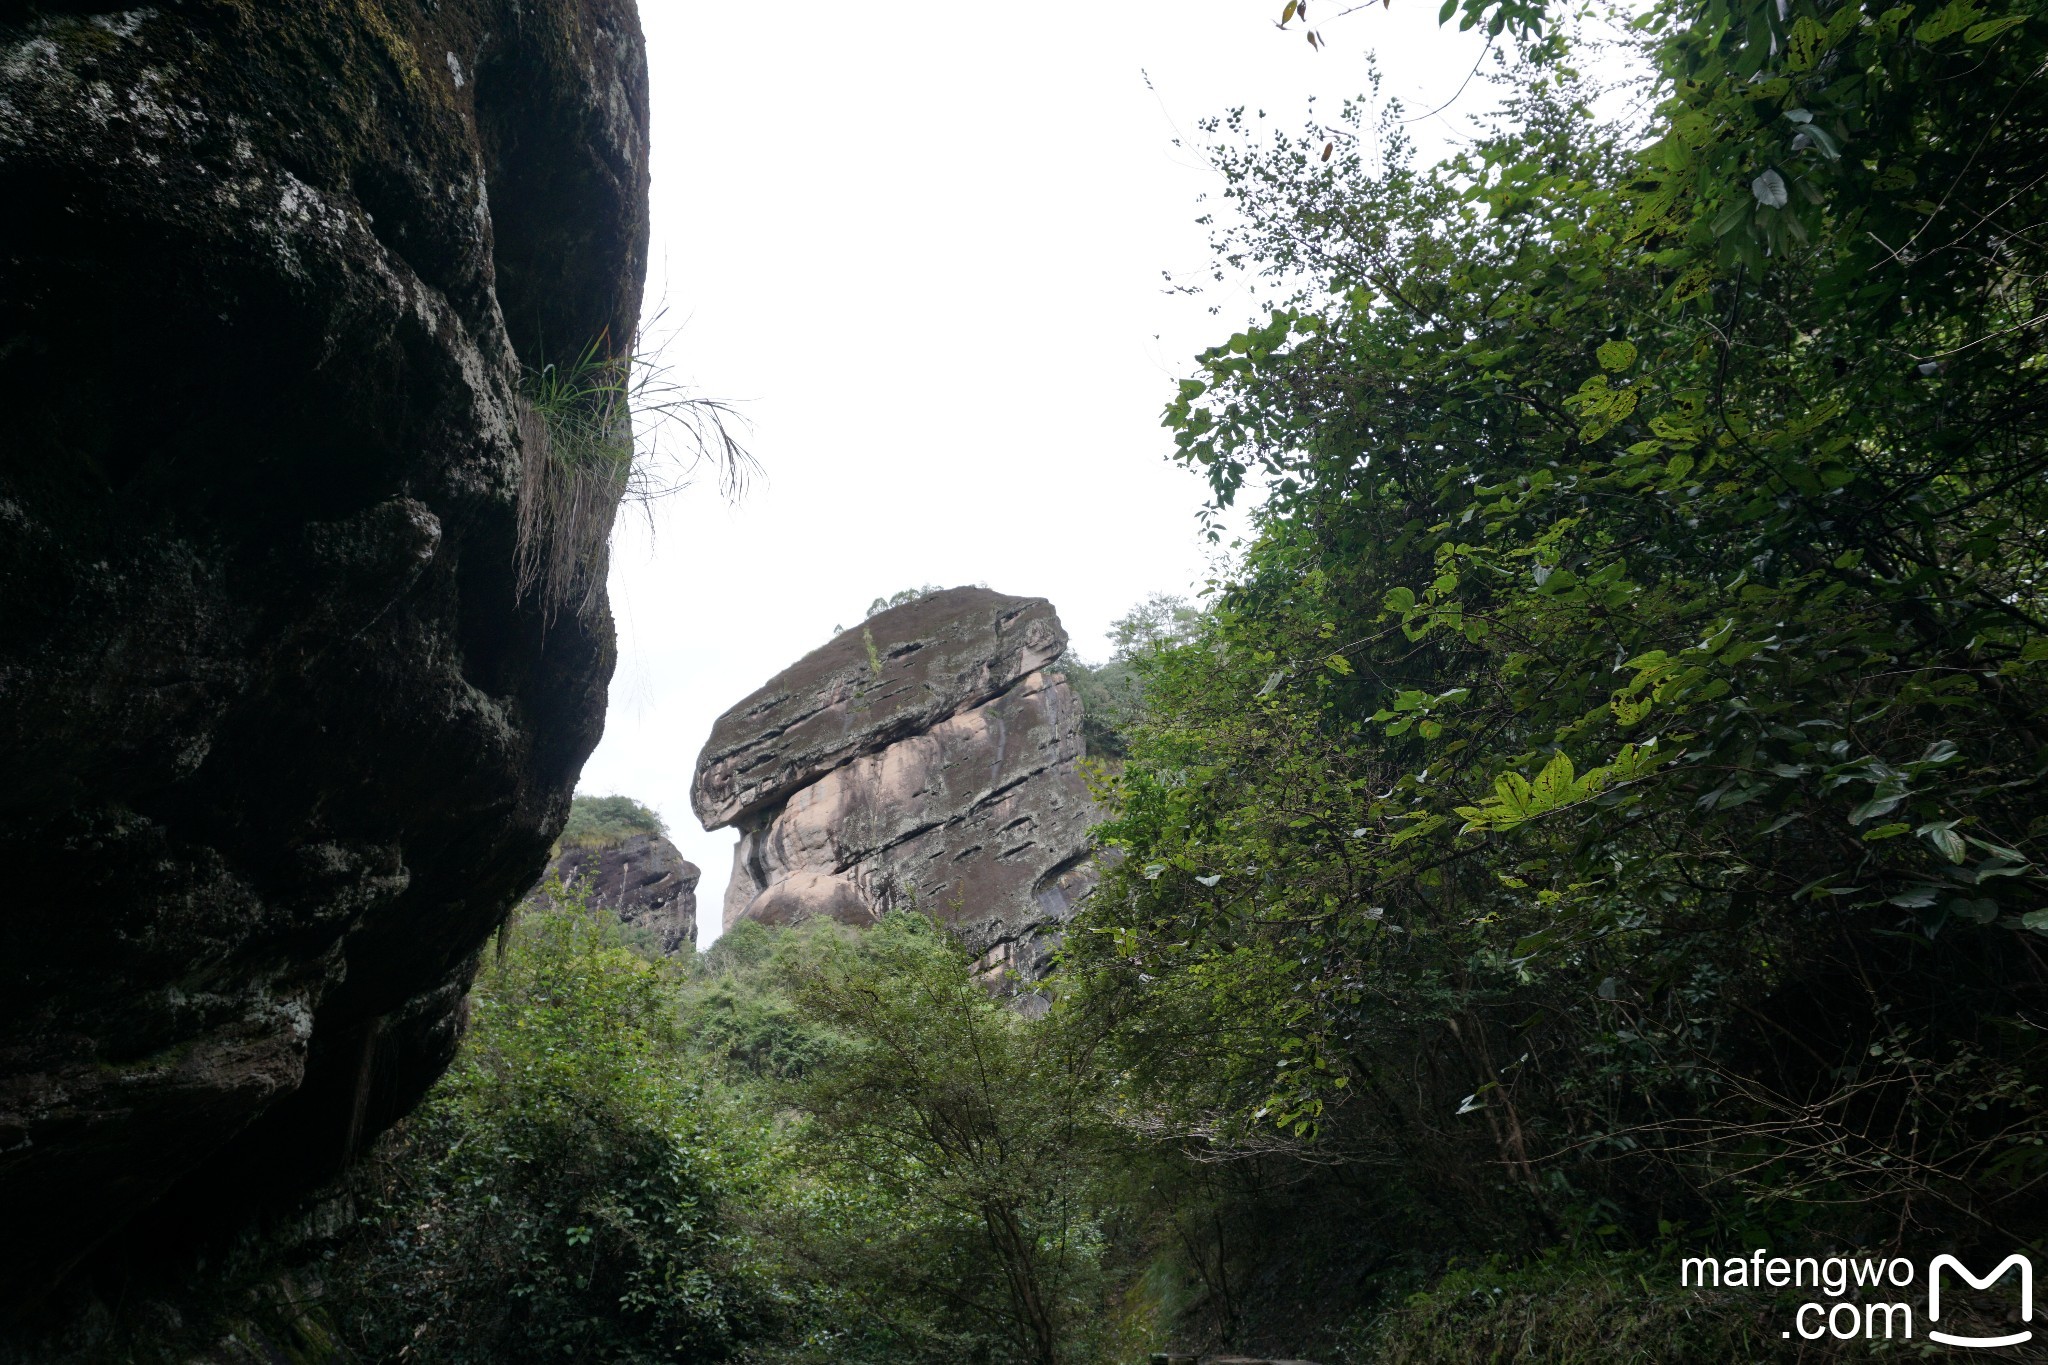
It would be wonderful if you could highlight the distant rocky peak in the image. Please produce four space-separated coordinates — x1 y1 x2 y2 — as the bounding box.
692 586 1067 831
543 829 701 956
692 587 1097 980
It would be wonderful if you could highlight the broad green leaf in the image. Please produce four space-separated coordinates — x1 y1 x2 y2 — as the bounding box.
1916 0 1987 43
1965 15 2027 40
1611 695 1651 726
1531 753 1577 808
1786 15 1830 69
1849 792 1907 824
1919 822 1968 863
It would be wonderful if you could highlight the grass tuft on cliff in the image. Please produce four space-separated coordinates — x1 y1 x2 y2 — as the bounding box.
514 334 755 626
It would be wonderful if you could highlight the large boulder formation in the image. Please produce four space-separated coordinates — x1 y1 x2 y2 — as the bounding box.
547 832 702 954
529 795 701 953
0 0 649 1303
693 588 1097 980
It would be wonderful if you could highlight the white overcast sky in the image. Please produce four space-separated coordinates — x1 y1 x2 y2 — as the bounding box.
578 1 1511 942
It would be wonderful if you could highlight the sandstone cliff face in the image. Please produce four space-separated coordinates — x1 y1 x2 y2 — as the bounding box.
694 588 1097 980
0 1 648 1300
548 833 701 954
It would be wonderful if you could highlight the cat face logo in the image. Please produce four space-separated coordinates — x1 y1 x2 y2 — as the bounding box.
1928 1254 2033 1349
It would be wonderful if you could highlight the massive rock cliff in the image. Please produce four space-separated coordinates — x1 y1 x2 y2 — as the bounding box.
0 1 648 1302
693 588 1097 981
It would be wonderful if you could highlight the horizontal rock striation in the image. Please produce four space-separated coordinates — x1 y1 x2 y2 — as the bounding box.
693 588 1068 829
695 588 1097 980
0 0 649 1303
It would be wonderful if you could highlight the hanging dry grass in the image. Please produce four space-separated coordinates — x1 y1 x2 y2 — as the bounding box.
514 329 755 624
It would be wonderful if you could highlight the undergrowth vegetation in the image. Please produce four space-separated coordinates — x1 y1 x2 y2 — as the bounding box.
291 898 1135 1365
333 896 765 1364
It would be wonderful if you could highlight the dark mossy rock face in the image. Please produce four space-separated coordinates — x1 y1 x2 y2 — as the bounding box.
0 0 649 1304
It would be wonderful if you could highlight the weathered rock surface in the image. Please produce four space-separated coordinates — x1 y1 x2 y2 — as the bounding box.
548 833 701 954
695 588 1096 979
694 588 1068 829
0 0 648 1303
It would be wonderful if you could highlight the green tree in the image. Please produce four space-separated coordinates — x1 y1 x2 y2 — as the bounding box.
761 915 1122 1365
558 793 667 850
1062 594 1206 759
868 584 949 617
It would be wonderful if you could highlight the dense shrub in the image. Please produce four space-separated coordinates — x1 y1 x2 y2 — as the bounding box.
557 795 667 851
330 894 768 1363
